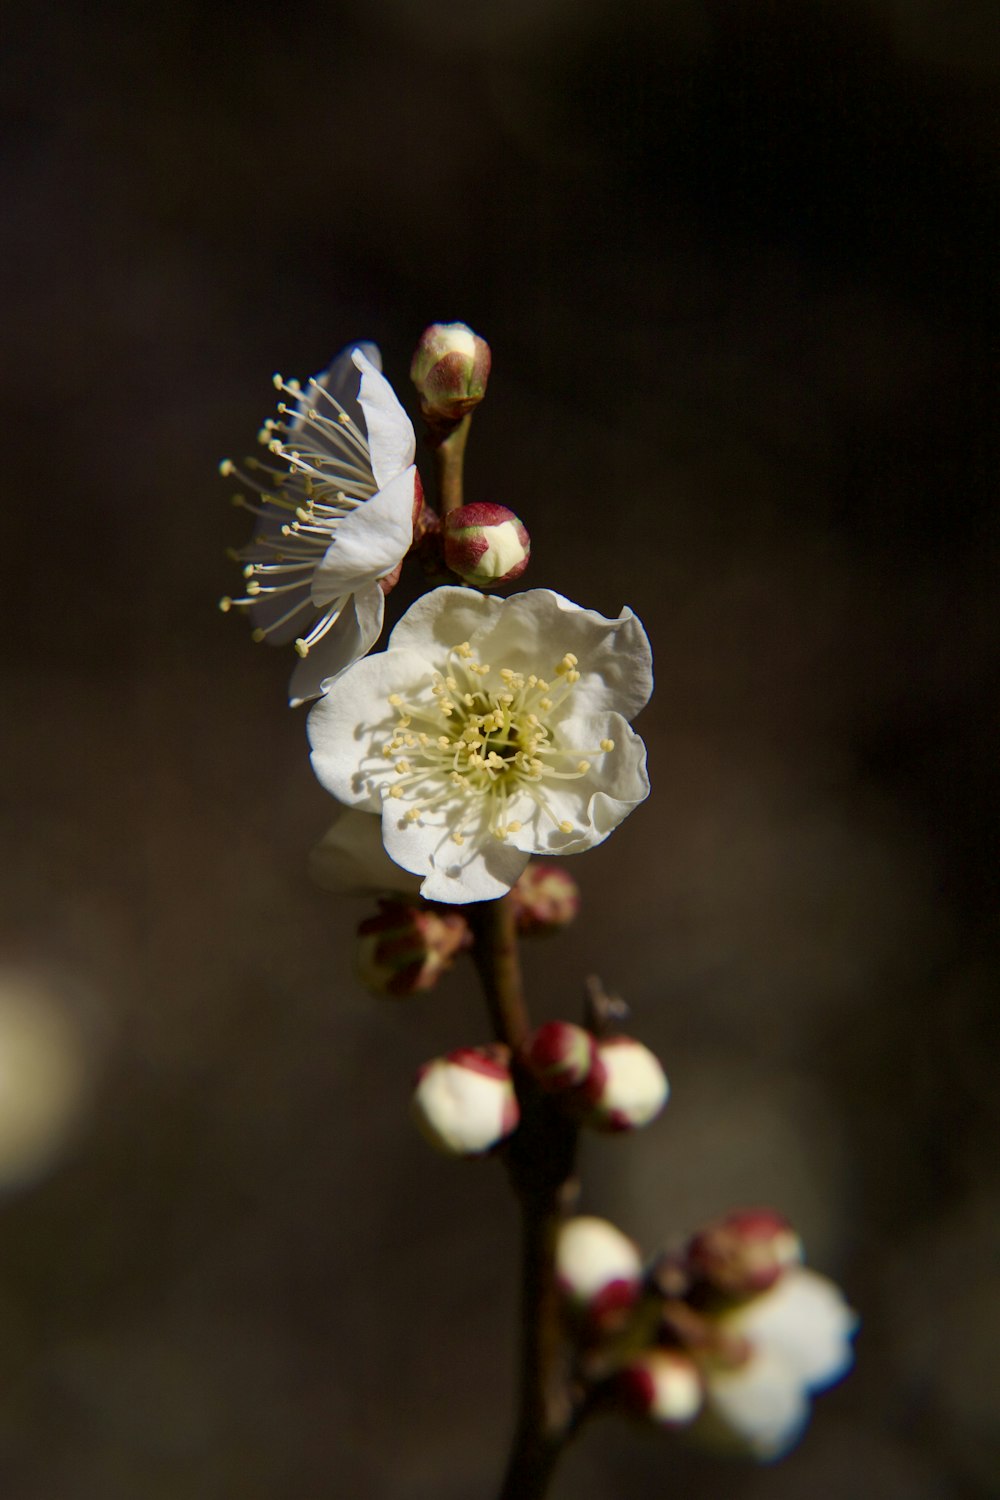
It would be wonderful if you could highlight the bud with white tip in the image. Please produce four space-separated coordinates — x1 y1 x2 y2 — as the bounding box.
585 1036 669 1133
686 1209 803 1298
556 1216 643 1325
618 1350 705 1427
356 900 471 997
411 1045 519 1157
442 503 530 589
410 322 491 422
526 1020 597 1093
511 865 581 936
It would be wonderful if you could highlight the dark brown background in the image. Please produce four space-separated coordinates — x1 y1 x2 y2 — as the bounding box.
2 1 997 1496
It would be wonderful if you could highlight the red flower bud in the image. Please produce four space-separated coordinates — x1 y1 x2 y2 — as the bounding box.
511 864 581 936
526 1021 598 1093
686 1209 803 1298
585 1036 669 1133
410 322 491 422
619 1350 704 1426
411 1044 519 1156
357 900 471 997
443 503 530 589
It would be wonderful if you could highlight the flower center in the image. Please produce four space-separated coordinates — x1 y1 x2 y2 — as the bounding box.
381 643 615 844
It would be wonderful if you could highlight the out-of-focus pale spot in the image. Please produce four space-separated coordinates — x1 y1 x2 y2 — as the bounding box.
0 969 95 1190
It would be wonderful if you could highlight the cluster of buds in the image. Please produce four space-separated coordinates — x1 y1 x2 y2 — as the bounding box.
557 1209 857 1460
526 1020 669 1133
356 900 471 997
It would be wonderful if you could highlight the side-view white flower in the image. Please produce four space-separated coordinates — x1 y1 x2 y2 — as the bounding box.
220 343 420 705
704 1267 858 1460
307 586 652 903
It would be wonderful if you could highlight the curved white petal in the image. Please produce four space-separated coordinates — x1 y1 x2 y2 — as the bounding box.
288 586 386 707
292 341 381 440
307 646 429 809
311 468 416 605
387 584 505 657
382 803 530 903
309 806 421 897
707 1350 809 1460
353 348 415 489
727 1269 858 1391
472 590 653 721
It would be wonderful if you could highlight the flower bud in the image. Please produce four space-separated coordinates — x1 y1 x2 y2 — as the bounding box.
411 1045 519 1157
618 1350 704 1427
442 503 530 589
526 1021 597 1093
556 1216 643 1324
586 1036 669 1133
686 1210 803 1298
511 864 581 936
410 322 491 421
357 900 471 996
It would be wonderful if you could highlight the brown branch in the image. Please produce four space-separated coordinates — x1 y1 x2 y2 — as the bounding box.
470 895 582 1500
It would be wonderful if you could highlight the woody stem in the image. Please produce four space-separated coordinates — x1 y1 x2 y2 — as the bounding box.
470 895 581 1500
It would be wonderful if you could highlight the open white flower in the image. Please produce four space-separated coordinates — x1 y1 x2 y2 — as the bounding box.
704 1267 858 1460
307 586 652 903
220 343 420 705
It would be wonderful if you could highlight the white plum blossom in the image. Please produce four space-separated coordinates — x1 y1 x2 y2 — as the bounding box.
704 1267 858 1460
307 586 652 903
220 343 420 705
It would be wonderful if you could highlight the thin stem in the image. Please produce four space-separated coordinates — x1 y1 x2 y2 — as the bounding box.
470 896 582 1500
430 412 472 521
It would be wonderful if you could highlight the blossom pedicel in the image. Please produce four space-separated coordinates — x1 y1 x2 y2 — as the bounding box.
308 586 652 903
220 343 422 704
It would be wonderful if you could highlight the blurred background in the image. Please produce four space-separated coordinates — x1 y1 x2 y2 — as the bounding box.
2 0 997 1495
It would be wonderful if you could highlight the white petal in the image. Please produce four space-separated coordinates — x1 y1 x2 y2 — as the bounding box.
309 807 421 897
471 591 653 721
353 348 415 489
311 468 416 604
707 1350 809 1460
505 713 649 857
288 586 385 707
727 1269 858 1391
292 341 381 439
307 647 428 811
386 584 505 656
382 804 530 904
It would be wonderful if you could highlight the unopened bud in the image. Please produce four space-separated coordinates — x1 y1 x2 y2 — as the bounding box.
511 864 581 936
556 1216 643 1324
357 900 471 996
410 322 491 421
443 503 530 589
618 1350 704 1427
411 1045 519 1157
686 1209 803 1298
527 1021 597 1093
586 1036 669 1133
